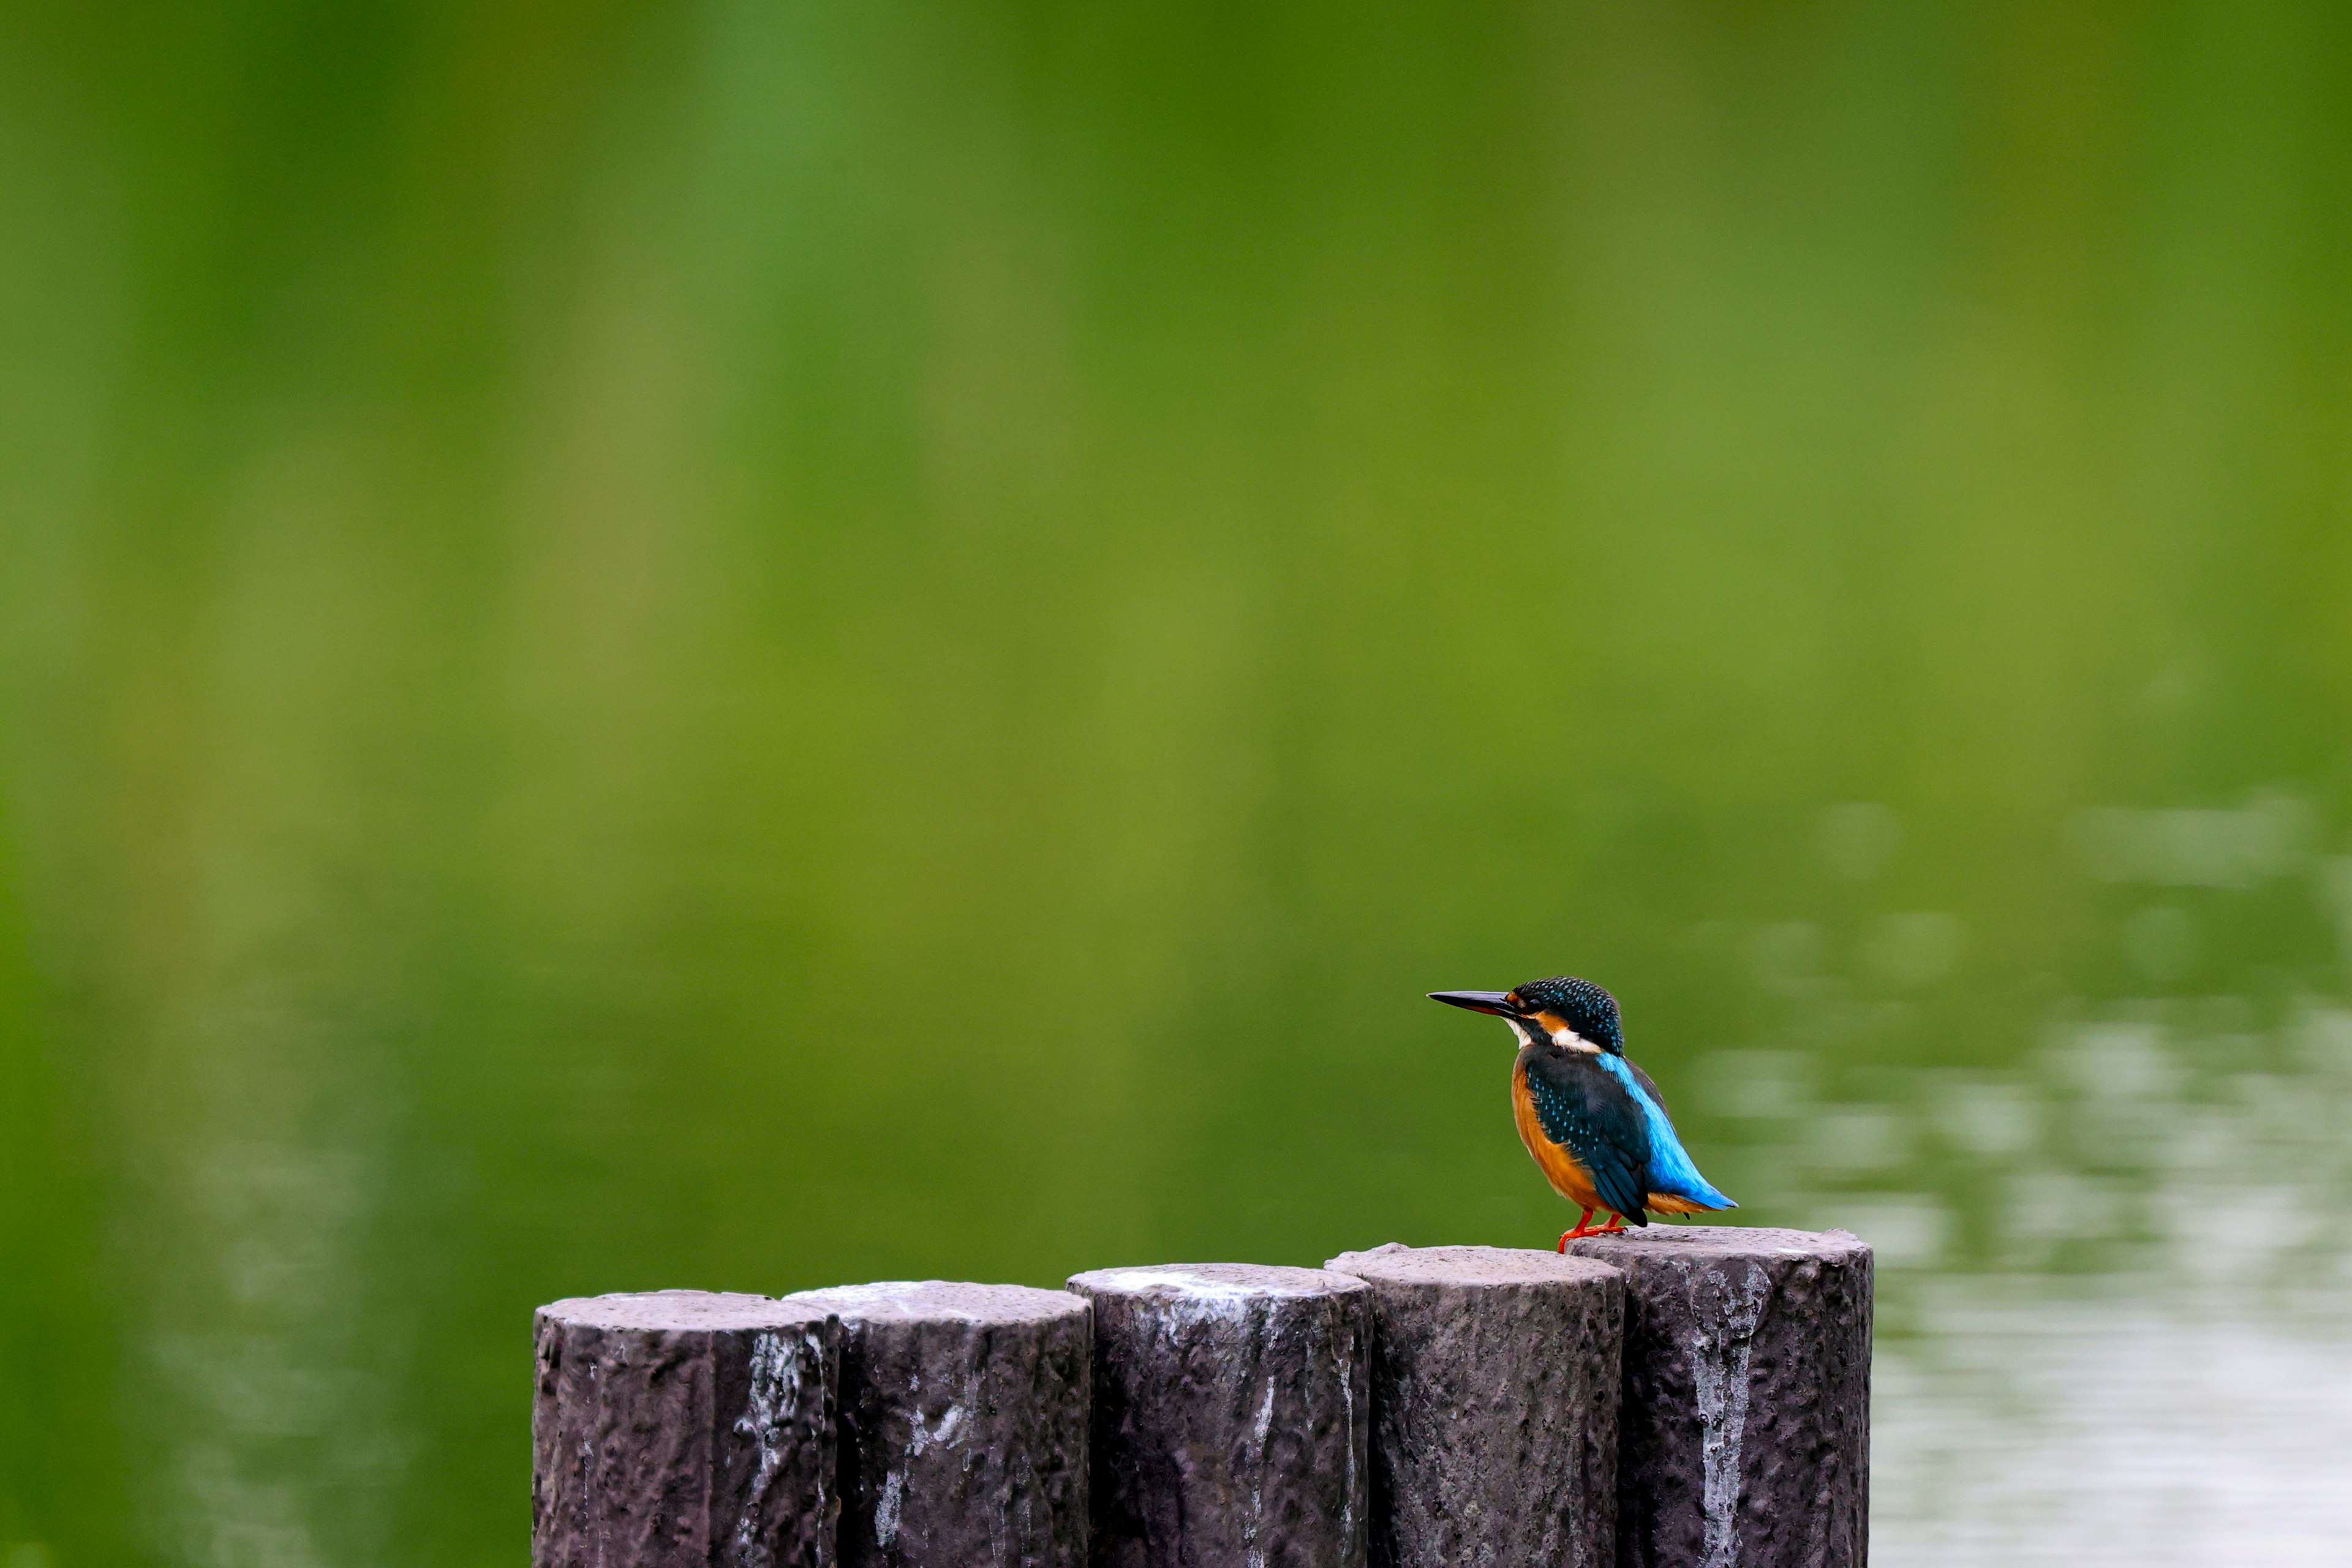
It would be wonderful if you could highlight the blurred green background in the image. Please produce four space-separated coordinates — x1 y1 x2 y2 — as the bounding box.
7 2 2352 1564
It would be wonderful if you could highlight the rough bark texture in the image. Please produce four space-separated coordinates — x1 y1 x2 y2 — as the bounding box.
1322 1245 1623 1568
1065 1264 1371 1568
1561 1227 1872 1568
534 1291 840 1568
785 1281 1091 1568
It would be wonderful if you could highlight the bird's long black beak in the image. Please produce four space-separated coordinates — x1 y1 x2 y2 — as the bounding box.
1428 990 1521 1016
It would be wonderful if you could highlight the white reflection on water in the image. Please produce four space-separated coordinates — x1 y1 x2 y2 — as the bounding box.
2069 793 2318 889
1727 809 2352 1562
1874 1276 2352 1566
1785 999 2352 1563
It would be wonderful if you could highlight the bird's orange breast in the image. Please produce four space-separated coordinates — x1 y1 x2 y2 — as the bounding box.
1512 1060 1603 1210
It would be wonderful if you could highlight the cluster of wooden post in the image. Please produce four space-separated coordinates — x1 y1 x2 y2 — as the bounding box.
532 1226 1870 1568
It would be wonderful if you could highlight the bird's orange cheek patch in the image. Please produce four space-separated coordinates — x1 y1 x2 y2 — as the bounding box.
1529 1011 1604 1051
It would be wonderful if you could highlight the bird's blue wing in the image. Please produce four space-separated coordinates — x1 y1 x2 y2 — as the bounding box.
1521 1049 1652 1222
1598 1054 1736 1210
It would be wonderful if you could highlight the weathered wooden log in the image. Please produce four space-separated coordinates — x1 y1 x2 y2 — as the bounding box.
1322 1245 1623 1568
1065 1263 1371 1568
1561 1226 1871 1568
533 1290 840 1568
783 1281 1090 1568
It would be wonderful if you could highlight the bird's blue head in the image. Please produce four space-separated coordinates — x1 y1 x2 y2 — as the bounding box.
1428 975 1626 1055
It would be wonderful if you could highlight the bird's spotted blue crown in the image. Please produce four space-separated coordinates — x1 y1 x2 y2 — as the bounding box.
1510 976 1625 1054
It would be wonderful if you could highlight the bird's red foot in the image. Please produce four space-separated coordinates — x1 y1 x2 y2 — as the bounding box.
1558 1210 1626 1248
1558 1213 1629 1248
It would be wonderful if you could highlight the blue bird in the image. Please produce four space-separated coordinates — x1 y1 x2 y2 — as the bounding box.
1429 976 1736 1246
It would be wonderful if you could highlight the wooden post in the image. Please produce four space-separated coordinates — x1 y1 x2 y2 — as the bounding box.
1323 1245 1623 1568
533 1291 840 1568
783 1281 1090 1568
1065 1264 1371 1568
1561 1227 1871 1568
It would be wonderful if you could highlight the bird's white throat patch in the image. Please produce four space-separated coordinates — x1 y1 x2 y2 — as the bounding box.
1509 1014 1604 1054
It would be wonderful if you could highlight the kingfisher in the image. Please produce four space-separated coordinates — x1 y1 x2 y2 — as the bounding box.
1430 976 1736 1247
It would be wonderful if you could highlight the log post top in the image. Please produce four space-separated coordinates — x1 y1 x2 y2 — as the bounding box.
1068 1262 1368 1301
536 1289 836 1332
1325 1242 1623 1290
784 1280 1086 1323
1561 1224 1871 1267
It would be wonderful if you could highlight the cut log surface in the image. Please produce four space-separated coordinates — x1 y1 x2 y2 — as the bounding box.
1065 1263 1371 1568
783 1281 1090 1568
1561 1226 1872 1568
1322 1245 1623 1568
533 1290 840 1568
